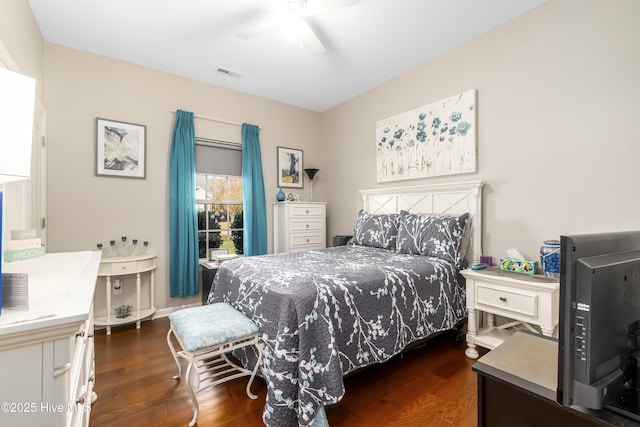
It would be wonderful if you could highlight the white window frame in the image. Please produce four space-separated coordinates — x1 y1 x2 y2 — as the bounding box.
196 173 243 260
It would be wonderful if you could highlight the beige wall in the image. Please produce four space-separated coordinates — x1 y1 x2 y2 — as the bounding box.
43 45 322 314
0 0 44 94
321 0 640 262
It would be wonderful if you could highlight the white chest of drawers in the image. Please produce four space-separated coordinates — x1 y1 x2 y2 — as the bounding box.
273 202 327 253
461 266 559 359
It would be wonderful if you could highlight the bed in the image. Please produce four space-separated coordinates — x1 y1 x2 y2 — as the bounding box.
207 181 483 427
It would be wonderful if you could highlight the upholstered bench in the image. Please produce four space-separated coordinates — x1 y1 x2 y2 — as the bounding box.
167 302 263 426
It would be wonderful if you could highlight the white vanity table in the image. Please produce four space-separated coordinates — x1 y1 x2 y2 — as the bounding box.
0 251 101 427
95 253 156 335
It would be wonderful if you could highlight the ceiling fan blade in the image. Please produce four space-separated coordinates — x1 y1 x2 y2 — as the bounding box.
304 0 359 17
299 21 326 54
236 17 280 40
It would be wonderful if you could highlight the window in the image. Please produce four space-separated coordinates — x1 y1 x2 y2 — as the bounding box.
196 174 243 259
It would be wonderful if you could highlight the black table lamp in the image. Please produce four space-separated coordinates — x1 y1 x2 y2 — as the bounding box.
304 168 319 201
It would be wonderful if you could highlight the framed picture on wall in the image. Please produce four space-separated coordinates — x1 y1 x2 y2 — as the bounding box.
96 118 146 179
277 146 303 188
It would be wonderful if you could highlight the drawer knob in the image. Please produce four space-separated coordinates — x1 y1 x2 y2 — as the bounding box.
306 238 310 243
305 224 310 229
499 297 507 302
305 210 310 214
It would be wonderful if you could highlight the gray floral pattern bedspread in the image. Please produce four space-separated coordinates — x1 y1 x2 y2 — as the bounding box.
207 245 466 427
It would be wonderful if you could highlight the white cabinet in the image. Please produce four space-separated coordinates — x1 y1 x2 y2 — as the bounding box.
462 267 559 359
273 202 327 253
0 251 101 427
95 253 157 335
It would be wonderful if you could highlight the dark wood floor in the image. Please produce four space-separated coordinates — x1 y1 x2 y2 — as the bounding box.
91 317 483 426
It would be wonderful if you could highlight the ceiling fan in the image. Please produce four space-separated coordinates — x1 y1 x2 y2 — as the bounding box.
237 0 360 54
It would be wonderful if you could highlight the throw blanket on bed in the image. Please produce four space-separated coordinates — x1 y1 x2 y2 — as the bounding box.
208 245 466 427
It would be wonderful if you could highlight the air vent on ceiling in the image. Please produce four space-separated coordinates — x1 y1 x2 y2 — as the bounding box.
216 67 242 78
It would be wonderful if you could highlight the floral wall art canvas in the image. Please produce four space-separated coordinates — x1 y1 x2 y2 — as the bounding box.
376 89 476 182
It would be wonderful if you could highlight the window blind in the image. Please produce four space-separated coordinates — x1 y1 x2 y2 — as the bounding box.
195 138 242 176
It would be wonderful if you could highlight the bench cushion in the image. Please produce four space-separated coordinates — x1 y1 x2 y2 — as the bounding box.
169 302 259 352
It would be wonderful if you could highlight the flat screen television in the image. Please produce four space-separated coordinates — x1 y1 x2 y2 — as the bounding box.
557 231 640 421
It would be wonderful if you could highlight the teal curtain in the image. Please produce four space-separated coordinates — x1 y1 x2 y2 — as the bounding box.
241 123 267 256
169 110 199 297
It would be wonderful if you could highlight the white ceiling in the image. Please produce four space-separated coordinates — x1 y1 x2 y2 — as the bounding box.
28 0 545 112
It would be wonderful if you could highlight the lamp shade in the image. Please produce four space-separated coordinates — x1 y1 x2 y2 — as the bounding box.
304 168 319 181
0 67 36 184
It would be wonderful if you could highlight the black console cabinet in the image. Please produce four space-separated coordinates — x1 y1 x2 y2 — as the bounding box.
473 332 638 427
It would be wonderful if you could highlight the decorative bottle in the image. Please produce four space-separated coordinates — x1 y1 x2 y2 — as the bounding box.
103 240 117 258
118 236 130 257
276 188 286 202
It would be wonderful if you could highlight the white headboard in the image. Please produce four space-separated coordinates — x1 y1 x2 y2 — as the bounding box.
360 180 483 263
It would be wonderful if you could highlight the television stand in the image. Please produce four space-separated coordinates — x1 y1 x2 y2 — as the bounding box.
473 332 640 426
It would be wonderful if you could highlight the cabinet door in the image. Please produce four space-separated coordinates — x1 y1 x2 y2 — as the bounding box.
0 343 44 426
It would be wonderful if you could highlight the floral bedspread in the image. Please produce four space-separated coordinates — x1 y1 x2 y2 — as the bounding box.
207 245 466 427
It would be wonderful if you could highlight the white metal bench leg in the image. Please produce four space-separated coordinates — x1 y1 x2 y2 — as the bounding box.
185 361 199 427
167 327 200 426
245 344 263 399
166 328 182 378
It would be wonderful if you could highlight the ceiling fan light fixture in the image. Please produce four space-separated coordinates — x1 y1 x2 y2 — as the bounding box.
280 13 306 41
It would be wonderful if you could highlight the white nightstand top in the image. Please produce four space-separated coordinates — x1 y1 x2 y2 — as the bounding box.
462 266 559 291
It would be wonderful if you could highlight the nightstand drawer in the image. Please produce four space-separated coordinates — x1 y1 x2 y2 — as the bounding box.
476 283 538 318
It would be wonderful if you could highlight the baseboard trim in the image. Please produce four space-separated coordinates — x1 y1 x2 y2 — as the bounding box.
93 302 203 331
153 303 202 319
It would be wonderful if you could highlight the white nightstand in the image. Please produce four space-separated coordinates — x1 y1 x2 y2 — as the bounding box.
461 267 559 359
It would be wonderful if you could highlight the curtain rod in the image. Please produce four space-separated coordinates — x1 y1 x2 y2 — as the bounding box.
170 110 260 129
195 137 242 150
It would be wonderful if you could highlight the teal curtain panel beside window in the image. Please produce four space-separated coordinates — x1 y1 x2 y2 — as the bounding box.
169 110 199 297
241 123 267 256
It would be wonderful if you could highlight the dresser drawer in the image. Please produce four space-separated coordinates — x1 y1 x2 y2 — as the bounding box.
290 204 324 218
290 233 324 248
290 218 323 232
476 283 538 318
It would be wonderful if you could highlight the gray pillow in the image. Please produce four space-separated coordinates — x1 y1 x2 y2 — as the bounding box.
396 210 470 266
350 210 399 250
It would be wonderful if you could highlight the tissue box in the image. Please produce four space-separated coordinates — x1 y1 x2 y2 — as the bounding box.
499 258 536 275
